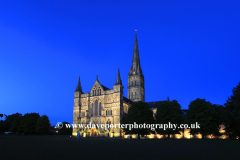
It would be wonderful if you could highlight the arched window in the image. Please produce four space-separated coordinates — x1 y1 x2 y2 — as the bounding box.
135 92 137 99
99 102 101 116
106 119 111 130
95 100 98 116
93 90 94 96
131 92 133 99
98 89 99 95
106 119 111 125
91 103 93 116
99 89 101 95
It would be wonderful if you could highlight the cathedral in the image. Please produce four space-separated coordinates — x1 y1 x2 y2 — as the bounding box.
72 31 168 137
72 31 228 139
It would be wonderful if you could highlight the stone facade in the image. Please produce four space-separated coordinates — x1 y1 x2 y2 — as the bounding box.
73 74 131 137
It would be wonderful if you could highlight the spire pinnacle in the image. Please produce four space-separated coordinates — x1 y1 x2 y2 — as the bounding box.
115 68 122 85
75 76 82 92
135 29 137 42
130 30 142 75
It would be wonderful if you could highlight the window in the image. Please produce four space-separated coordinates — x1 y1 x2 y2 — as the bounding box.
132 81 133 86
135 92 137 99
106 110 112 116
131 92 133 99
100 89 101 95
135 81 136 86
91 103 93 116
106 120 111 125
95 100 98 116
106 120 111 130
99 102 101 116
98 89 99 95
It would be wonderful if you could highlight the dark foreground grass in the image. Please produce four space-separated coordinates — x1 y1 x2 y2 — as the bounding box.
0 135 239 160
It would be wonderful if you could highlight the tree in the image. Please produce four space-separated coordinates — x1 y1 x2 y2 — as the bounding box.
36 115 50 134
0 120 7 134
4 113 22 131
24 113 40 134
120 101 155 139
224 82 240 139
17 113 40 134
186 98 220 139
155 100 184 139
211 104 225 136
0 114 3 118
58 122 72 135
10 116 23 133
214 104 226 124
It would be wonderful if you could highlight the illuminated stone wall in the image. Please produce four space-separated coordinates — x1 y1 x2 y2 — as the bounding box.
73 79 131 138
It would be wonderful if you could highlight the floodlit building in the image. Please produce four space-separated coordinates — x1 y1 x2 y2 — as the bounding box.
72 31 227 139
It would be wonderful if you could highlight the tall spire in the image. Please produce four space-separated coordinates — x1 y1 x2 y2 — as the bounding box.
130 30 142 75
75 76 82 92
128 30 145 102
115 68 122 85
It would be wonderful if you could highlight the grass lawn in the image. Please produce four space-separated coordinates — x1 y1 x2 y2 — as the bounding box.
0 135 239 160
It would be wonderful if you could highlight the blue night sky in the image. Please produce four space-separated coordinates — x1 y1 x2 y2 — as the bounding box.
1 0 240 126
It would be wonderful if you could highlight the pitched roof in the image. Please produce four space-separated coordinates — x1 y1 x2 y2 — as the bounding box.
146 101 168 109
123 97 133 104
101 85 111 90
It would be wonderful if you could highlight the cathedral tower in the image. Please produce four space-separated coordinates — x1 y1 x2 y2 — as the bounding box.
73 76 82 136
128 30 145 102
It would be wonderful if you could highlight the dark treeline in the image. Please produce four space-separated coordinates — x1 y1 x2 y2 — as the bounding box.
121 82 240 139
0 113 50 135
0 113 72 135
